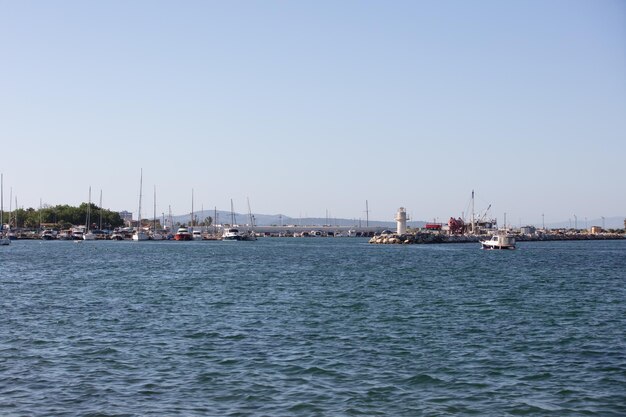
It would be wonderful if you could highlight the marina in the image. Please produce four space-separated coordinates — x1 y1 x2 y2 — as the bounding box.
0 183 624 247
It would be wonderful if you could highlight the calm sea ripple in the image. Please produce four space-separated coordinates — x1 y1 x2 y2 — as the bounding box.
1 239 625 416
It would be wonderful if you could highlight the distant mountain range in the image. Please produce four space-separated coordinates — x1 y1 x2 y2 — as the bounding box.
166 210 625 230
169 209 425 228
544 217 625 230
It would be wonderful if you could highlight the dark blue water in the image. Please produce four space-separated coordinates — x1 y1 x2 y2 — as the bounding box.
1 239 625 416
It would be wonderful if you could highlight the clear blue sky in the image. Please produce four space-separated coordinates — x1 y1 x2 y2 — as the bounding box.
1 0 625 225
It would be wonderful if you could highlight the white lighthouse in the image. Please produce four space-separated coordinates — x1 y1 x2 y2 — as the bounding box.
395 207 407 235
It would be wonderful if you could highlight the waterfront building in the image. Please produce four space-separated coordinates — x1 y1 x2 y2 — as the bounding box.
119 210 133 226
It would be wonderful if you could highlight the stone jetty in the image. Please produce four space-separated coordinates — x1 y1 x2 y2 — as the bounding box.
369 231 625 244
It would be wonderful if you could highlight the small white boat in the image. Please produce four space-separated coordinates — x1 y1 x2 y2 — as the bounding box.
57 230 73 240
40 229 56 240
481 234 516 250
192 230 203 240
222 228 241 241
240 230 257 241
132 229 149 241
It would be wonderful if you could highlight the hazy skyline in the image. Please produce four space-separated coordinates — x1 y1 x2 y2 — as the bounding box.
1 1 625 225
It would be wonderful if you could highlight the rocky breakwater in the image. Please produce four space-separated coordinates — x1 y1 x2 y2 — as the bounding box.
517 232 625 242
369 232 483 244
369 231 625 245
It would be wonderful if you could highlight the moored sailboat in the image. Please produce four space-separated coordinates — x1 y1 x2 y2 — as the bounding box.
0 174 9 246
222 199 242 241
132 169 149 241
83 187 96 240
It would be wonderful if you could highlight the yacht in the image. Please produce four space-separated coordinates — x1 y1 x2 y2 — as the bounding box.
222 228 241 241
40 229 57 240
174 227 192 241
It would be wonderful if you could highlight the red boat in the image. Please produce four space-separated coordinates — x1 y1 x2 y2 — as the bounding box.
174 227 192 241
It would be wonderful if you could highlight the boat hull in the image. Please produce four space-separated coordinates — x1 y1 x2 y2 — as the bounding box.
481 243 515 250
132 232 149 241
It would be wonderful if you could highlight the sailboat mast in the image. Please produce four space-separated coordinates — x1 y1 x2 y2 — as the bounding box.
191 188 194 228
86 186 91 231
471 190 475 234
137 169 143 230
1 174 3 232
8 187 12 229
153 186 157 233
247 197 254 228
99 190 103 230
230 199 235 225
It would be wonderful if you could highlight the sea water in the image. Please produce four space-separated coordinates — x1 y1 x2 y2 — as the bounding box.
1 238 625 416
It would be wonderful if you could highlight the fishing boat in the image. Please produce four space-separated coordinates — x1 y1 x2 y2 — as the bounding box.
481 233 516 250
174 226 192 241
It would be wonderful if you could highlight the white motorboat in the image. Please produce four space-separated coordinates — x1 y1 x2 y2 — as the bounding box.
40 229 56 240
481 233 516 250
222 228 241 241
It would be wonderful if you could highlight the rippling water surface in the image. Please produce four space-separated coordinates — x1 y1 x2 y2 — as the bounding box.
1 239 625 416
